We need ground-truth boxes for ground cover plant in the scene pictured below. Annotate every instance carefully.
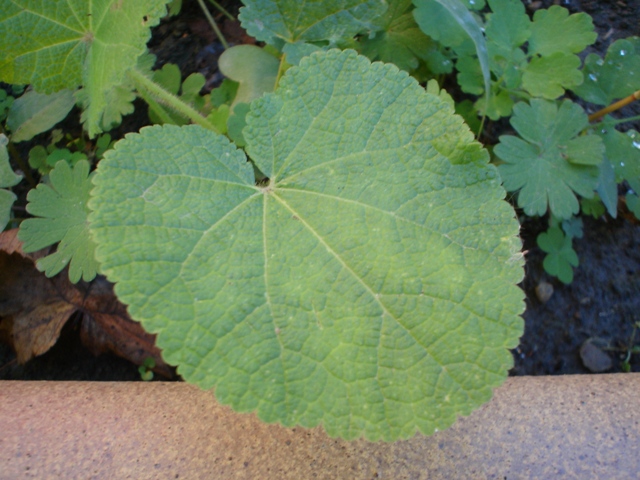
[0,0,638,440]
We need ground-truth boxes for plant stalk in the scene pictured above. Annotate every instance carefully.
[196,0,229,49]
[206,0,235,20]
[127,68,221,134]
[589,90,640,122]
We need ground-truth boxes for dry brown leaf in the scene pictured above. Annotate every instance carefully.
[0,229,174,377]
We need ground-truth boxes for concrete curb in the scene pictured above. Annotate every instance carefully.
[1,375,638,479]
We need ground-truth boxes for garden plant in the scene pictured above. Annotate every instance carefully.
[0,0,638,441]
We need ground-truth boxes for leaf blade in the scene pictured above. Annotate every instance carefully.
[90,50,524,441]
[0,0,169,137]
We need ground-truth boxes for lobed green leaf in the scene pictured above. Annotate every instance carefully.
[485,0,530,53]
[496,100,601,219]
[573,38,640,106]
[528,6,596,57]
[19,160,99,283]
[522,53,583,100]
[90,50,524,441]
[359,0,434,72]
[238,0,386,46]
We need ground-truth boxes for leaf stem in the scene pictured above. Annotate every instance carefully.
[275,54,288,88]
[598,114,640,126]
[589,90,640,122]
[127,68,221,134]
[206,0,235,20]
[135,84,180,125]
[196,0,229,49]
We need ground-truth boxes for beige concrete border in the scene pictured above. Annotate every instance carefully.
[1,375,638,479]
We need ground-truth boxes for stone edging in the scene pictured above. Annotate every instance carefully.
[1,375,638,478]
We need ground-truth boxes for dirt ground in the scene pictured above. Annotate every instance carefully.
[1,0,639,380]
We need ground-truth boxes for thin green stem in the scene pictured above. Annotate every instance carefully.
[206,0,235,20]
[592,114,640,127]
[580,114,640,136]
[196,0,229,49]
[135,84,179,125]
[274,54,288,88]
[476,113,486,139]
[127,68,221,134]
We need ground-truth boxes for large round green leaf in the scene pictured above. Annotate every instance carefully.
[90,49,524,441]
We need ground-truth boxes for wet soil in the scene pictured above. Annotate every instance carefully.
[1,0,639,380]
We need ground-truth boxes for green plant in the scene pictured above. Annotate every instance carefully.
[89,49,524,441]
[412,0,639,283]
[1,0,638,440]
[139,357,156,381]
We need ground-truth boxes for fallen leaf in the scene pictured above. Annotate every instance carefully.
[0,229,174,377]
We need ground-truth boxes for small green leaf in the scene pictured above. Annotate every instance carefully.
[488,44,526,90]
[167,0,182,16]
[415,0,490,96]
[522,53,583,100]
[360,0,434,72]
[238,0,386,45]
[153,63,182,96]
[218,45,280,108]
[210,79,239,108]
[574,38,640,106]
[563,135,605,166]
[456,55,484,95]
[28,146,49,175]
[7,89,76,143]
[19,160,99,283]
[485,0,531,52]
[597,124,640,194]
[528,6,596,57]
[0,0,169,137]
[90,50,524,441]
[561,216,583,239]
[496,100,599,219]
[45,149,87,168]
[581,195,606,219]
[537,226,578,284]
[180,73,206,109]
[474,90,513,121]
[207,105,231,135]
[413,0,470,50]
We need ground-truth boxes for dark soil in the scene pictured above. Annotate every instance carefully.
[1,0,639,380]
